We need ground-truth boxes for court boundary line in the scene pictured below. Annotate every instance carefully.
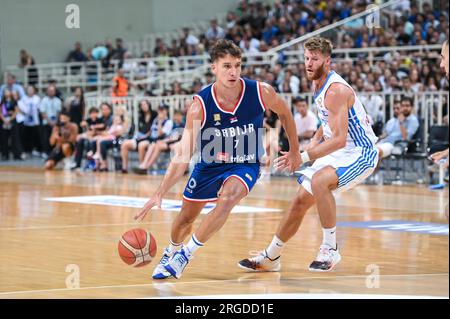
[0,216,284,231]
[0,273,447,297]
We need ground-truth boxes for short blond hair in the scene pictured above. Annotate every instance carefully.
[304,37,333,56]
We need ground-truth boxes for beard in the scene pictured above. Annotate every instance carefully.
[306,62,326,81]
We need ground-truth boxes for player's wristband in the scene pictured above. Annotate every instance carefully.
[300,151,310,163]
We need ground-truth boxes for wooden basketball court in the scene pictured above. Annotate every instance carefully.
[0,167,448,299]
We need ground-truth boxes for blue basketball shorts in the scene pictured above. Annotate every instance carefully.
[183,163,261,202]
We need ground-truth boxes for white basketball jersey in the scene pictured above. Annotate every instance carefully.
[314,71,378,148]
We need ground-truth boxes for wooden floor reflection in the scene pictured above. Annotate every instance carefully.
[0,167,448,299]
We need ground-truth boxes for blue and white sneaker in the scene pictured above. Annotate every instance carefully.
[164,248,190,279]
[152,248,173,280]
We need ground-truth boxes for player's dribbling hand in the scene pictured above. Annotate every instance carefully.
[134,193,162,221]
[273,150,302,173]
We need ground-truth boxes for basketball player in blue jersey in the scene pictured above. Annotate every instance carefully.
[134,39,301,279]
[239,37,379,272]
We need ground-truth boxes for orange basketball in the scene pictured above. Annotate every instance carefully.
[118,228,157,267]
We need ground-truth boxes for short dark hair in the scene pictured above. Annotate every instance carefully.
[209,39,242,63]
[89,107,99,114]
[293,96,307,104]
[158,102,169,111]
[401,96,414,106]
[59,110,70,118]
[100,102,113,113]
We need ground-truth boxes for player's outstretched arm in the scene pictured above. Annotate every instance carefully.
[259,82,301,173]
[135,99,203,221]
[306,83,351,161]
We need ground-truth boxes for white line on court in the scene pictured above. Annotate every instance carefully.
[0,216,284,231]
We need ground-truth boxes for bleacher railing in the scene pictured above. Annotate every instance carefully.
[6,43,442,97]
[86,91,449,144]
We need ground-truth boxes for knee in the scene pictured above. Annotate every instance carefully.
[62,144,72,157]
[217,190,242,212]
[138,143,147,152]
[311,174,331,194]
[178,213,197,226]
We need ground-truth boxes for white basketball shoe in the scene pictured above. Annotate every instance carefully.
[237,250,281,272]
[152,248,174,280]
[308,244,341,272]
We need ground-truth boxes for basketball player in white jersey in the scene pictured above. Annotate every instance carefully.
[238,37,379,272]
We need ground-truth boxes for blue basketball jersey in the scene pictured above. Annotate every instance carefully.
[193,78,266,167]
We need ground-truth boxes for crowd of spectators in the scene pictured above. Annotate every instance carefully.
[1,0,448,179]
[57,0,447,60]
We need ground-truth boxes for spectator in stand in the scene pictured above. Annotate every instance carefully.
[91,42,108,61]
[76,107,103,141]
[120,100,157,173]
[66,87,85,130]
[101,40,115,70]
[18,49,38,86]
[293,97,318,151]
[66,42,88,75]
[0,89,19,160]
[153,38,169,57]
[90,114,125,171]
[376,97,419,161]
[18,86,41,157]
[48,79,65,102]
[7,91,25,160]
[131,103,173,172]
[72,102,113,170]
[66,42,88,63]
[279,69,299,95]
[113,38,127,68]
[44,111,78,170]
[18,49,35,67]
[0,74,25,100]
[111,69,129,98]
[204,72,215,88]
[135,51,157,87]
[205,19,225,41]
[133,109,184,174]
[182,27,200,46]
[39,85,62,157]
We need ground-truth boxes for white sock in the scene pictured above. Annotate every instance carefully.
[265,235,284,259]
[322,227,336,249]
[167,239,182,254]
[184,234,203,259]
